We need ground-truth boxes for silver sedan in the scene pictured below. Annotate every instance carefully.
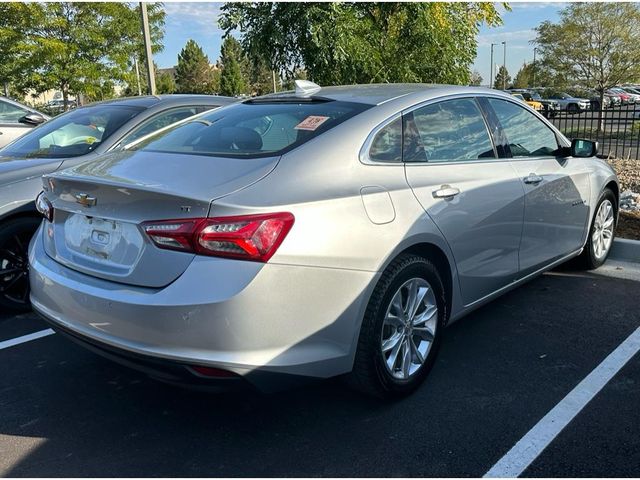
[0,94,235,311]
[29,83,618,398]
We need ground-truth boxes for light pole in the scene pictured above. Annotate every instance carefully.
[140,2,156,95]
[490,43,498,89]
[501,41,507,90]
[532,46,538,89]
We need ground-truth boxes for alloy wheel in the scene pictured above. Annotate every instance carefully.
[0,232,31,307]
[592,199,614,260]
[380,278,438,380]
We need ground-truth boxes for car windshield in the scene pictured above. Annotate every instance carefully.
[528,93,542,101]
[131,99,371,159]
[1,104,144,158]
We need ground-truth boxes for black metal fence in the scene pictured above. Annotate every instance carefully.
[549,104,640,160]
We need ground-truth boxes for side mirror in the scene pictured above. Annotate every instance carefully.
[18,113,47,126]
[571,138,597,157]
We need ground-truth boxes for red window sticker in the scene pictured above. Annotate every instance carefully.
[294,115,330,131]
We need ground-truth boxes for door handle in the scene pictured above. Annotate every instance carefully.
[432,185,460,199]
[523,173,543,185]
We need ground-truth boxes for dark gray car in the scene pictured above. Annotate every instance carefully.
[0,94,235,310]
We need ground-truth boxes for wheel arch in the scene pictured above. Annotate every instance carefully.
[0,202,39,224]
[402,243,453,317]
[604,180,619,207]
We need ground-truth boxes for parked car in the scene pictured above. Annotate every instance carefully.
[604,92,622,108]
[617,87,640,103]
[0,94,235,310]
[29,82,619,398]
[544,91,590,112]
[510,89,559,118]
[607,88,632,105]
[0,97,49,148]
[45,98,78,114]
[510,92,544,113]
[568,89,612,111]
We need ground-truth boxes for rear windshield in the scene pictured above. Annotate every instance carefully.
[131,99,371,158]
[1,105,143,158]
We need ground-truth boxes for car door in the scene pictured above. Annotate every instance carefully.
[0,98,31,148]
[403,97,524,306]
[485,97,591,277]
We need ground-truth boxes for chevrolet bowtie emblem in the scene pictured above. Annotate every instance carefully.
[75,193,97,207]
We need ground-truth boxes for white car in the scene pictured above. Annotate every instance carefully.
[0,97,48,148]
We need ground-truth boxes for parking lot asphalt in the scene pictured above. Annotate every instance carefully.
[1,265,639,477]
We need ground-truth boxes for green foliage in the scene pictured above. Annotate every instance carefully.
[535,3,640,92]
[0,2,165,107]
[219,36,247,96]
[175,39,217,94]
[512,63,534,89]
[469,70,483,86]
[156,71,176,94]
[494,66,511,90]
[219,2,505,85]
[247,58,275,95]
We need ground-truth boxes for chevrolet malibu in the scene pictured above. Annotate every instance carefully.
[29,83,619,398]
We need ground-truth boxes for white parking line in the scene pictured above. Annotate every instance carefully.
[484,326,640,478]
[0,328,55,350]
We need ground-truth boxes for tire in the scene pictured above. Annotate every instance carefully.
[0,217,41,312]
[347,254,447,399]
[576,189,617,270]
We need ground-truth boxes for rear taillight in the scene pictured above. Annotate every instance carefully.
[35,191,53,222]
[141,212,294,262]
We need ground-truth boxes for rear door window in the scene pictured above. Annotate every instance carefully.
[404,98,496,163]
[133,100,371,158]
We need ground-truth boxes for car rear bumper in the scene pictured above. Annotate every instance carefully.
[29,225,379,385]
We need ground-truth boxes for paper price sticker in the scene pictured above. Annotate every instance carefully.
[294,115,330,131]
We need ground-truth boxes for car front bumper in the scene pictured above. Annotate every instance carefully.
[29,225,379,387]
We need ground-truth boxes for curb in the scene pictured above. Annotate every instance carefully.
[610,238,640,263]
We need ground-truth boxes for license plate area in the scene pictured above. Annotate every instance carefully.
[62,213,143,269]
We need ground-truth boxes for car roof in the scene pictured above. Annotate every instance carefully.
[259,83,510,106]
[83,94,236,109]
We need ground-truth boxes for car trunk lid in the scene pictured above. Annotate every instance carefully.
[42,150,279,287]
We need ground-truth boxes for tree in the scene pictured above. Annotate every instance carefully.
[219,2,504,85]
[535,3,640,128]
[0,3,165,108]
[0,4,27,97]
[156,71,176,94]
[494,66,511,90]
[512,63,534,89]
[219,36,247,96]
[174,39,216,94]
[469,70,483,86]
[247,58,275,95]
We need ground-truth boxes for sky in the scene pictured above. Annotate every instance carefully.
[473,2,564,86]
[156,1,565,86]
